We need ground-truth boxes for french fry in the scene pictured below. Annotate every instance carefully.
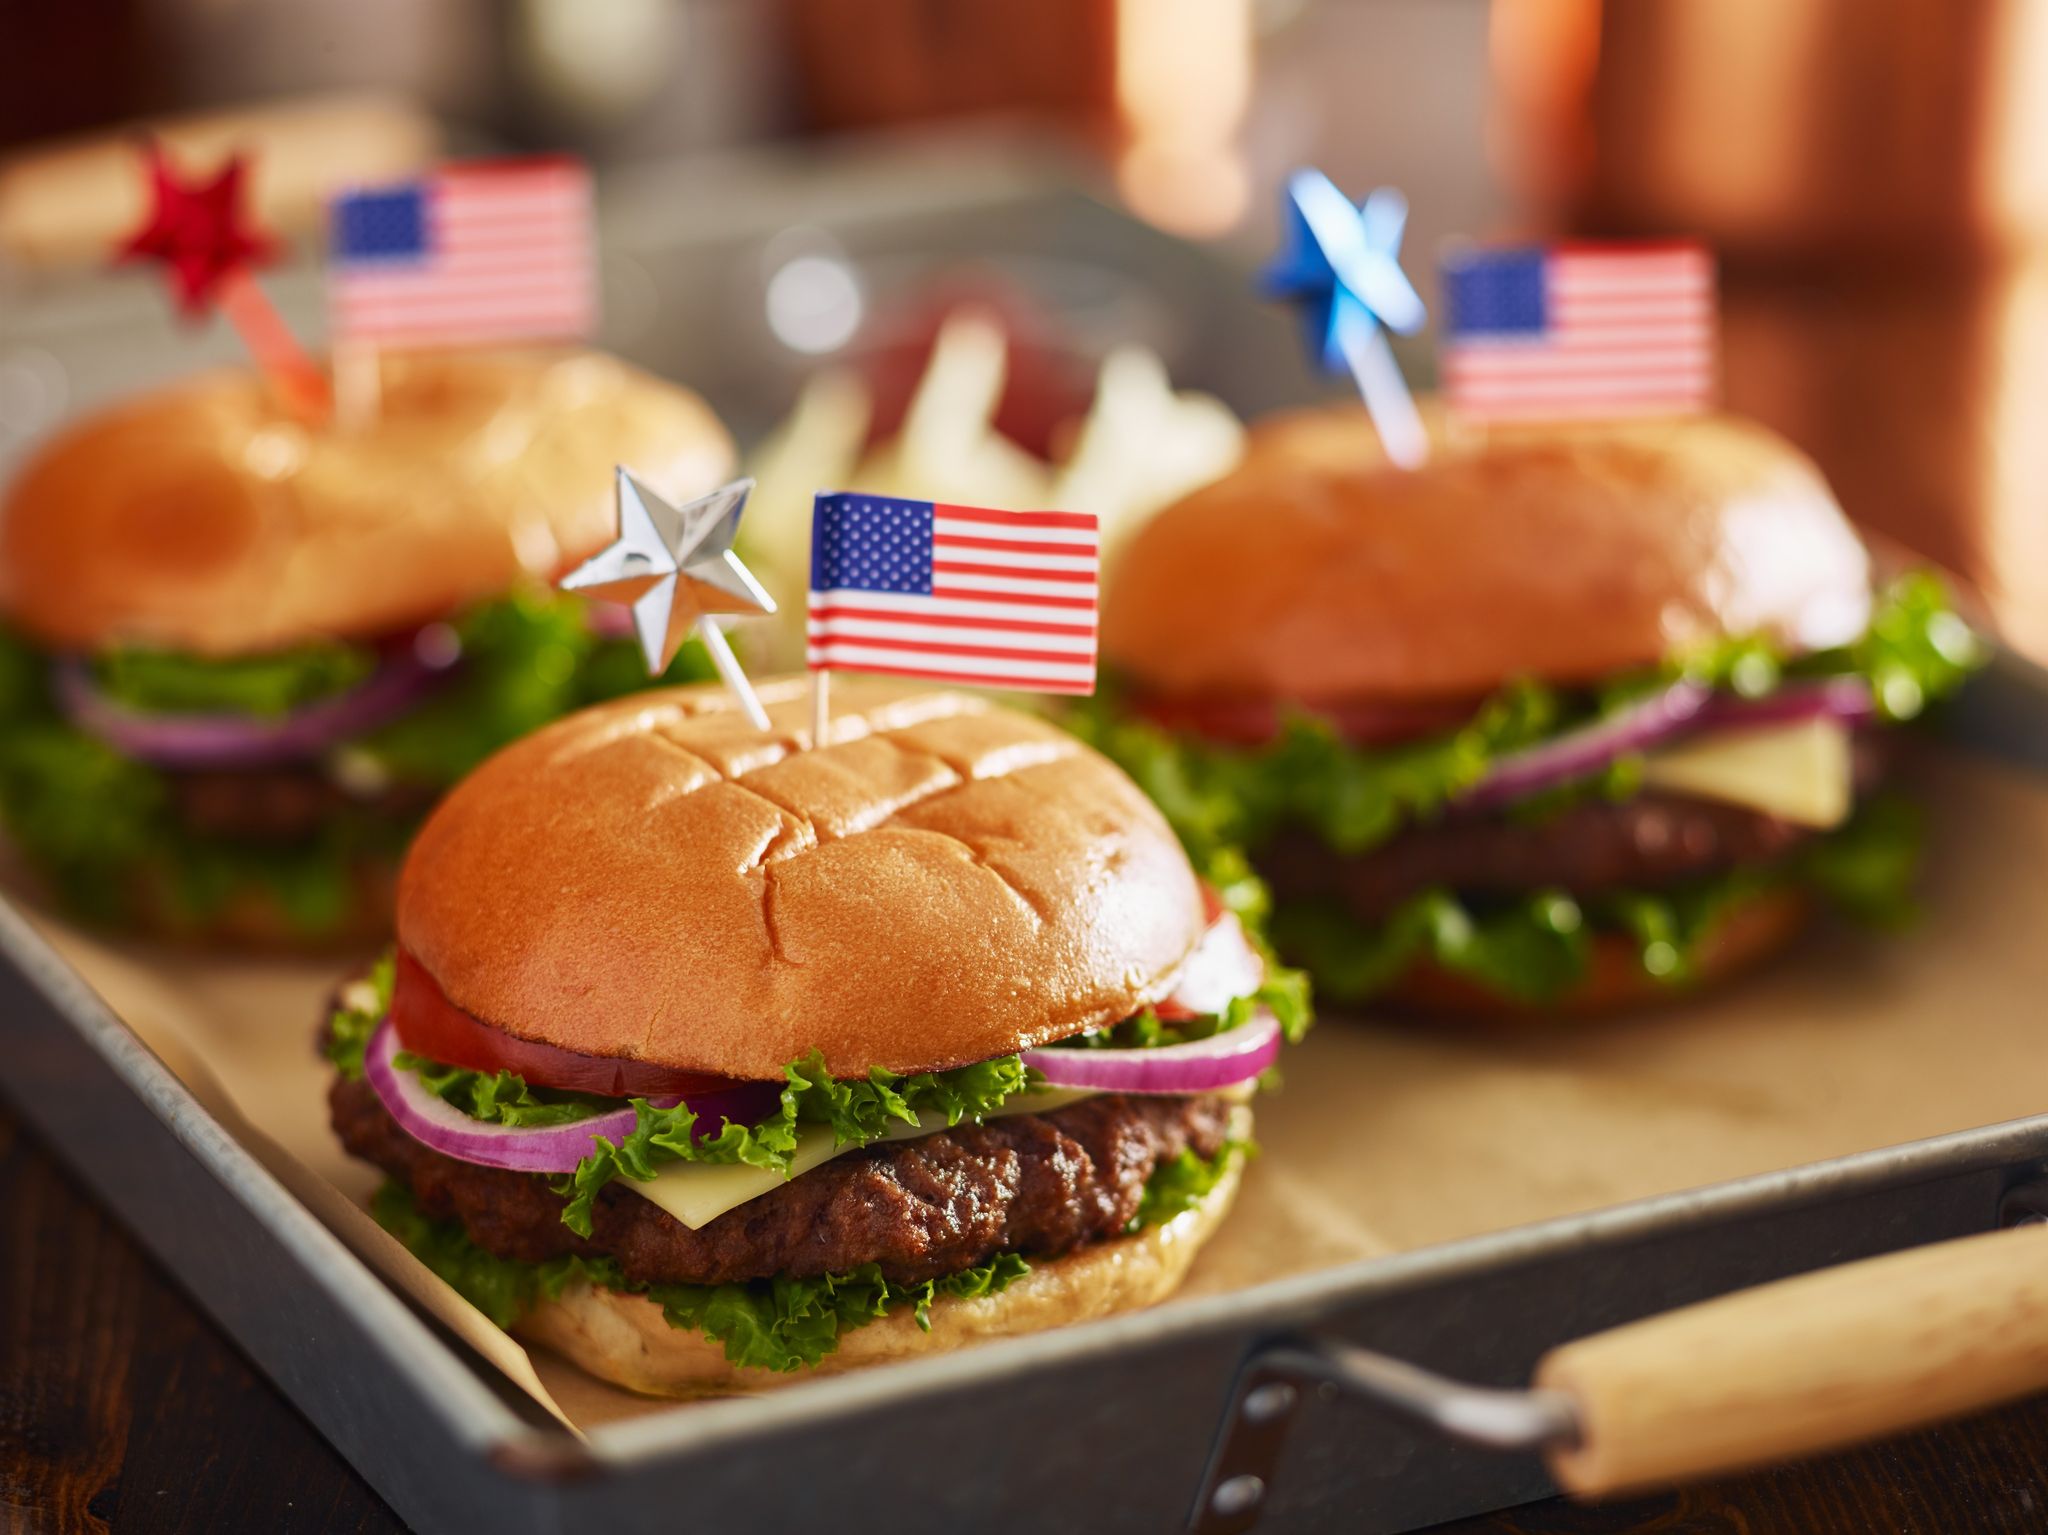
[1054,343,1244,573]
[738,368,871,666]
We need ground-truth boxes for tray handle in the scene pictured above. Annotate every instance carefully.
[1191,1211,2048,1530]
[1539,1217,2048,1495]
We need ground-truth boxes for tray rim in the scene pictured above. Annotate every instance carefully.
[5,650,2046,1501]
[0,896,547,1453]
[9,872,2048,1482]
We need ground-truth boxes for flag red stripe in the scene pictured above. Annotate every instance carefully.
[927,585,1097,610]
[931,560,1097,584]
[807,632,1092,664]
[1447,346,1709,371]
[806,655,1095,693]
[333,303,592,330]
[931,533,1099,557]
[807,605,1095,637]
[933,506,1099,530]
[335,280,591,311]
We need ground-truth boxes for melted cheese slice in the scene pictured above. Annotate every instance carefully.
[1641,715,1852,828]
[627,1089,1095,1230]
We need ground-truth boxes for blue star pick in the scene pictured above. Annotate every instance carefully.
[1261,169,1426,374]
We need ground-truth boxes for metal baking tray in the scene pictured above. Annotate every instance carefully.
[4,703,2046,1535]
[1,662,2041,1535]
[6,140,2048,1533]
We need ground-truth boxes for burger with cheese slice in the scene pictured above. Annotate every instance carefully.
[0,348,731,944]
[324,676,1305,1392]
[1086,408,1985,1013]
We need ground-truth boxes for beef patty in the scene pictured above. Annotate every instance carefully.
[1263,792,1812,923]
[172,767,435,843]
[331,1075,1231,1287]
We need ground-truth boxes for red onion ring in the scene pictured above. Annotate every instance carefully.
[54,648,451,769]
[1024,1009,1281,1094]
[1696,675,1876,729]
[1462,680,1714,809]
[582,599,637,642]
[1461,676,1878,810]
[363,1020,778,1175]
[365,1019,674,1173]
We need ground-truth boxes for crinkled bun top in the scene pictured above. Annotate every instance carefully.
[1103,408,1873,702]
[396,676,1211,1080]
[0,347,733,654]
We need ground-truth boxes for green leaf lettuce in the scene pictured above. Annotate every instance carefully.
[553,1050,1035,1237]
[1074,574,1981,1005]
[0,594,712,936]
[91,640,375,719]
[1275,796,1924,1006]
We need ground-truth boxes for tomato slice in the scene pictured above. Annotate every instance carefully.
[389,949,748,1100]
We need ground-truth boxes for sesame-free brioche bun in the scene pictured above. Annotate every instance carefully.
[1386,886,1810,1019]
[516,1128,1244,1397]
[396,675,1210,1080]
[1103,409,1873,703]
[0,348,733,656]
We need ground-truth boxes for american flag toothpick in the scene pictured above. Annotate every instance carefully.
[326,157,596,426]
[1439,241,1716,423]
[807,492,1100,743]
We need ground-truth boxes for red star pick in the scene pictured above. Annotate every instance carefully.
[117,140,329,419]
[118,140,279,315]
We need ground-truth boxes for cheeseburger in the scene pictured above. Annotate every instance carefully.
[1090,409,1984,1013]
[325,677,1304,1392]
[0,348,731,943]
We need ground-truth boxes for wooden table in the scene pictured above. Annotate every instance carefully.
[7,1104,2046,1534]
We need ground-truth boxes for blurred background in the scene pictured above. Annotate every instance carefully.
[2,0,2044,655]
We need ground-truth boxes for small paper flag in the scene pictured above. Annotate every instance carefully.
[328,156,596,349]
[1439,241,1716,423]
[808,493,1099,695]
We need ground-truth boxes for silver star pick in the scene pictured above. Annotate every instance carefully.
[562,472,777,672]
[561,472,778,728]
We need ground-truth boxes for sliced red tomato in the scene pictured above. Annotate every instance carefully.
[389,949,746,1099]
[1134,691,1483,748]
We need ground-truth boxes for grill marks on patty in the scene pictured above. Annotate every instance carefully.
[1264,793,1813,923]
[330,1075,1231,1287]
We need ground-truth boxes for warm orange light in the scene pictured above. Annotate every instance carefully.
[1113,0,1250,236]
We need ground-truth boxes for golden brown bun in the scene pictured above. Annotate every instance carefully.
[1386,886,1809,1019]
[0,349,733,655]
[1103,409,1873,702]
[397,675,1210,1079]
[516,1131,1244,1396]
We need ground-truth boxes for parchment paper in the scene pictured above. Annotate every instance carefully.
[15,750,2046,1432]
